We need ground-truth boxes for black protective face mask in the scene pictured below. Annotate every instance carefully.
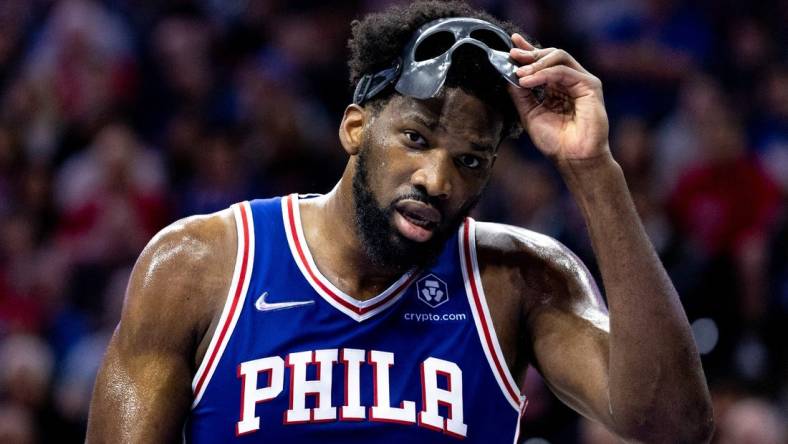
[353,17,521,104]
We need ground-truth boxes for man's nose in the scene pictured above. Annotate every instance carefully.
[410,150,453,200]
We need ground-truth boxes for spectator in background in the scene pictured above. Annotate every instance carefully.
[0,334,74,442]
[0,214,46,334]
[0,0,783,442]
[0,127,20,216]
[54,122,167,265]
[20,0,137,163]
[612,116,672,254]
[752,65,788,194]
[179,131,251,216]
[668,97,782,387]
[0,402,35,444]
[588,0,713,119]
[562,0,644,43]
[653,73,722,200]
[0,0,35,91]
[480,145,564,239]
[55,266,129,437]
[668,105,780,279]
[231,48,341,195]
[150,12,216,119]
[0,335,53,413]
[716,398,786,444]
[264,3,357,116]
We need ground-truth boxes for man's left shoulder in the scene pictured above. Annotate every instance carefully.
[473,221,598,305]
[474,220,576,269]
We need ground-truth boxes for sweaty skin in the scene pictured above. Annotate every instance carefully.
[88,211,236,443]
[87,35,713,443]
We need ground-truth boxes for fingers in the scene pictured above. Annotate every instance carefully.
[507,39,604,116]
[511,33,535,51]
[508,37,539,66]
[510,47,588,74]
[517,65,601,97]
[509,45,599,97]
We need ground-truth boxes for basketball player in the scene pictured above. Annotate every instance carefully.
[87,2,713,442]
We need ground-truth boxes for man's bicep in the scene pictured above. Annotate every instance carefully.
[524,244,615,429]
[87,246,196,443]
[529,302,613,424]
[87,213,233,442]
[87,327,193,443]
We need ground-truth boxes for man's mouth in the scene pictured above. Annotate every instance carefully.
[393,199,442,242]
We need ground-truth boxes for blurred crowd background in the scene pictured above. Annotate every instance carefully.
[0,0,785,442]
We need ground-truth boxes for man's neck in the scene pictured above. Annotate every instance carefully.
[298,178,407,301]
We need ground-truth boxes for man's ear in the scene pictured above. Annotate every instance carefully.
[339,104,366,156]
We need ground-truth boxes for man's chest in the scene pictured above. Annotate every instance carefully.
[187,274,525,442]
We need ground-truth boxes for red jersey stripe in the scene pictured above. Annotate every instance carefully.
[193,204,251,397]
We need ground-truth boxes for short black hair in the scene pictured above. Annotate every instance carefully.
[348,0,529,139]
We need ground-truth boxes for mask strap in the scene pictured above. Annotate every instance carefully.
[352,59,402,105]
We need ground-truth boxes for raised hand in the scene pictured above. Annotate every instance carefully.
[508,33,610,162]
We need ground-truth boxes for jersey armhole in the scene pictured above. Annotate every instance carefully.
[191,201,256,408]
[459,218,527,414]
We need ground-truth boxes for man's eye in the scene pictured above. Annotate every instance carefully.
[458,154,482,169]
[404,130,427,146]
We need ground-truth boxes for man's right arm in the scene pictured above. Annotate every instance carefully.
[87,210,237,443]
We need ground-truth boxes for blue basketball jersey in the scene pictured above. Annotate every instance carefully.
[186,195,527,443]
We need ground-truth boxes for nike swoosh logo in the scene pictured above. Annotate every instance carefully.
[254,292,314,312]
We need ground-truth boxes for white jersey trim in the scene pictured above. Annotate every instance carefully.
[459,217,527,414]
[282,194,417,322]
[191,201,255,408]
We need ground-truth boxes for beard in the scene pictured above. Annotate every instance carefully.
[351,144,482,272]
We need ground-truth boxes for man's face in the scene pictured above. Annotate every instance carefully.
[352,88,503,271]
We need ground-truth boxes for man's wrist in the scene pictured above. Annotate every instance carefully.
[554,146,619,180]
[553,147,630,205]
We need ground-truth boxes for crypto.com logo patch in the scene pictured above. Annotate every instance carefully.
[416,274,449,308]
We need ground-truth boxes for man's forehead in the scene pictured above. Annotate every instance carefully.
[385,90,503,148]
